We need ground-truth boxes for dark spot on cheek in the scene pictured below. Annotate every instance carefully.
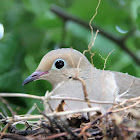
[69,76,72,79]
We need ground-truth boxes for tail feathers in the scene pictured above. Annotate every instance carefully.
[113,71,140,99]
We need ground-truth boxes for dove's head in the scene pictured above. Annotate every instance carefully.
[23,48,91,87]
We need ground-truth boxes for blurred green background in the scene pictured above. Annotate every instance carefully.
[0,0,140,115]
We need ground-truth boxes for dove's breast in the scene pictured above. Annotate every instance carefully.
[47,69,119,114]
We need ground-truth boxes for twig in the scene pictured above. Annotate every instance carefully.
[83,30,99,66]
[127,128,140,132]
[112,96,140,110]
[25,104,38,116]
[124,96,140,102]
[3,107,100,123]
[0,93,115,104]
[73,77,92,108]
[50,96,115,105]
[42,127,82,140]
[45,81,65,99]
[115,77,135,103]
[0,93,43,100]
[111,99,140,113]
[99,49,115,70]
[88,0,101,49]
[79,111,112,137]
[0,123,10,137]
[54,116,80,139]
[0,97,16,116]
[85,0,101,66]
[0,133,27,140]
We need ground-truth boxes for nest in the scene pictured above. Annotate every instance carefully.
[0,94,140,140]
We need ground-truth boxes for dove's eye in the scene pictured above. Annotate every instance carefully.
[52,58,67,70]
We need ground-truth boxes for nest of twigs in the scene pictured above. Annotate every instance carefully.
[0,94,140,140]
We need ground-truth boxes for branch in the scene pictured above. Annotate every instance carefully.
[50,5,140,65]
[111,99,140,113]
[0,93,115,104]
[0,93,43,100]
[3,107,100,123]
[73,77,92,108]
[50,96,115,105]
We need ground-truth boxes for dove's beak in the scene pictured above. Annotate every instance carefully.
[22,71,48,86]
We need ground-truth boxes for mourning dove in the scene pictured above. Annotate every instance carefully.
[23,48,140,114]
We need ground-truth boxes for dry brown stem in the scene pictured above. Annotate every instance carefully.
[0,97,15,116]
[0,93,115,104]
[1,107,99,123]
[73,0,101,110]
[111,96,140,113]
[99,49,115,70]
[73,77,92,108]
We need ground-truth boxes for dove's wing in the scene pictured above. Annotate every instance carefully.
[113,71,140,98]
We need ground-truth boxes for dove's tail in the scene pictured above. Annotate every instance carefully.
[113,71,140,98]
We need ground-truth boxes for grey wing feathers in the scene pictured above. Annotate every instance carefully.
[113,71,140,98]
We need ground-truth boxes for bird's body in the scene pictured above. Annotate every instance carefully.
[48,68,118,113]
[23,48,140,114]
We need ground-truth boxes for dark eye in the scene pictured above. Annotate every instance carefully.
[55,60,64,69]
[52,59,67,70]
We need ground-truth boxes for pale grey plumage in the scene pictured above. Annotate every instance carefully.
[23,48,140,114]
